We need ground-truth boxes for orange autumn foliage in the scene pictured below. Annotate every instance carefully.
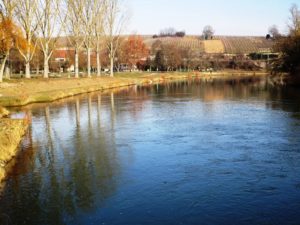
[121,35,149,69]
[0,17,26,56]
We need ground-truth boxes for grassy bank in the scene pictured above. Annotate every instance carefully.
[0,71,267,107]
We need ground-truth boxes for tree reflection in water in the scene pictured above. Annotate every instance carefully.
[0,78,300,225]
[0,93,122,225]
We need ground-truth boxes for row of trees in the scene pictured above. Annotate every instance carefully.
[152,26,215,40]
[0,0,127,82]
[153,28,186,38]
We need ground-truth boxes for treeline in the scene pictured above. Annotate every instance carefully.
[0,0,126,82]
[153,28,186,39]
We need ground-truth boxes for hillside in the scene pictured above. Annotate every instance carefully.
[142,35,275,55]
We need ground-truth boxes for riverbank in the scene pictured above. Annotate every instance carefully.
[0,71,267,107]
[0,71,267,183]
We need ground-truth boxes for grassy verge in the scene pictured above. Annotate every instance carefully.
[0,71,267,107]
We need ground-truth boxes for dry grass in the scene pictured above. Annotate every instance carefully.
[0,119,28,182]
[203,40,225,54]
[0,72,194,107]
[0,106,9,118]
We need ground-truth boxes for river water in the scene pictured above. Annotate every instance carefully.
[1,79,300,225]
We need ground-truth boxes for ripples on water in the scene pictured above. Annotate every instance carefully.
[1,79,300,225]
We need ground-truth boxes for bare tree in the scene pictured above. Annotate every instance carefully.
[289,4,300,36]
[159,27,176,37]
[93,0,107,77]
[36,0,62,78]
[268,25,280,39]
[63,0,85,78]
[14,0,39,78]
[105,0,127,77]
[0,0,17,18]
[82,0,103,78]
[202,25,214,40]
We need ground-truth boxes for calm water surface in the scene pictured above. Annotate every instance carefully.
[1,79,300,225]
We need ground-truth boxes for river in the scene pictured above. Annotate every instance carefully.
[1,79,300,225]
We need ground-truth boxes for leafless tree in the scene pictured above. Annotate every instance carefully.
[105,0,127,77]
[159,27,176,37]
[0,0,17,18]
[289,4,300,36]
[63,0,85,78]
[202,25,214,40]
[82,0,104,78]
[93,0,107,77]
[14,0,39,78]
[36,0,62,78]
[268,25,280,39]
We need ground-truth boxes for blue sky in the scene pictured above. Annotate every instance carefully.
[127,0,300,36]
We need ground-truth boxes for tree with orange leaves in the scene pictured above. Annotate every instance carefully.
[120,35,149,71]
[0,16,25,82]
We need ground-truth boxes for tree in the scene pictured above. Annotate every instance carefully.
[154,50,165,71]
[120,35,149,70]
[63,0,85,78]
[159,27,176,37]
[82,0,103,78]
[0,17,24,82]
[289,4,300,36]
[203,25,214,40]
[93,0,106,77]
[273,4,300,74]
[162,43,182,71]
[36,0,62,78]
[268,25,280,39]
[14,0,39,79]
[105,0,127,77]
[0,1,25,81]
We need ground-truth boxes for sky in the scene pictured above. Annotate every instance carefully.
[127,0,300,36]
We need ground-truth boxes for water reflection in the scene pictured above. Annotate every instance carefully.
[0,94,122,225]
[0,79,300,225]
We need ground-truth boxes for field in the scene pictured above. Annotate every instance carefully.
[218,36,274,54]
[143,35,275,55]
[144,37,205,51]
[203,40,225,54]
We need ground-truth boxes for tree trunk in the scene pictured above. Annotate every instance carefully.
[75,49,79,78]
[44,59,49,79]
[0,56,8,82]
[96,51,101,77]
[5,67,10,79]
[36,64,39,75]
[43,44,49,78]
[25,48,31,79]
[87,47,91,78]
[110,56,114,77]
[25,60,31,79]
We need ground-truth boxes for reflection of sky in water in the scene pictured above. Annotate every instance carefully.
[10,112,26,119]
[1,81,300,225]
